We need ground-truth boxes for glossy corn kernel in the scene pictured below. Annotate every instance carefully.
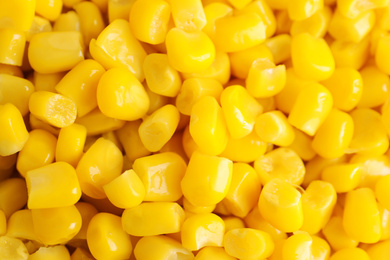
[135,235,194,260]
[17,129,57,177]
[246,58,286,99]
[222,163,261,218]
[343,188,381,243]
[287,0,323,21]
[367,239,390,259]
[168,0,206,32]
[300,180,336,234]
[330,247,370,260]
[258,178,303,232]
[176,78,223,116]
[331,38,369,70]
[321,163,362,193]
[291,33,334,81]
[75,108,125,136]
[55,124,86,167]
[255,111,295,146]
[166,28,215,73]
[0,236,29,260]
[139,104,180,152]
[358,65,389,108]
[145,85,170,115]
[0,178,27,218]
[26,16,52,42]
[55,59,105,117]
[33,71,65,92]
[265,35,291,65]
[29,245,71,260]
[183,197,216,214]
[7,210,37,243]
[89,19,146,82]
[132,152,186,202]
[0,28,26,66]
[311,236,331,260]
[375,174,390,211]
[288,83,333,136]
[350,154,390,189]
[97,67,149,121]
[28,31,84,73]
[282,232,313,260]
[53,11,80,32]
[0,103,29,156]
[71,202,98,242]
[74,1,105,46]
[290,7,331,38]
[376,35,390,74]
[0,0,35,31]
[122,202,185,236]
[255,148,305,186]
[32,205,82,245]
[35,0,63,21]
[348,108,389,156]
[224,228,274,259]
[195,247,234,260]
[107,0,135,22]
[76,137,123,199]
[323,216,359,251]
[338,0,388,19]
[181,151,232,207]
[29,91,77,128]
[202,2,233,41]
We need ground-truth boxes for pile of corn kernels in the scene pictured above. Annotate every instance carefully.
[1,0,390,259]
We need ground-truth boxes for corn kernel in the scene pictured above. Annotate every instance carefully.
[0,210,5,236]
[55,124,86,167]
[275,10,293,34]
[288,0,323,21]
[258,178,303,232]
[33,71,65,92]
[245,207,287,240]
[0,236,29,260]
[290,7,331,38]
[0,64,23,77]
[321,163,362,193]
[255,111,295,146]
[169,0,206,32]
[358,65,389,108]
[0,28,26,66]
[323,216,358,251]
[29,245,70,260]
[331,38,370,70]
[367,239,390,259]
[265,34,291,64]
[350,154,390,189]
[26,16,52,42]
[378,203,390,241]
[183,197,216,214]
[71,202,98,242]
[181,151,232,207]
[202,3,233,41]
[74,1,105,46]
[282,232,313,260]
[71,247,94,260]
[75,108,125,136]
[330,247,370,260]
[286,128,315,161]
[311,236,331,260]
[0,0,35,31]
[122,202,185,236]
[338,0,388,19]
[0,178,27,218]
[375,174,390,211]
[107,0,136,22]
[145,85,170,115]
[35,0,63,21]
[53,11,80,32]
[376,35,390,75]
[195,246,234,260]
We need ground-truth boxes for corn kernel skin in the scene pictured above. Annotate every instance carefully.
[255,111,295,146]
[89,19,146,82]
[181,151,232,207]
[350,154,390,189]
[0,28,26,66]
[75,108,125,136]
[28,31,84,74]
[358,65,389,108]
[169,0,206,32]
[29,91,77,128]
[139,104,180,152]
[195,246,234,260]
[291,33,335,81]
[375,174,390,211]
[32,205,82,245]
[300,180,336,234]
[330,247,370,260]
[0,178,27,218]
[97,67,150,121]
[35,0,63,21]
[53,11,80,32]
[0,0,35,31]
[166,28,215,73]
[331,38,369,70]
[0,236,29,260]
[215,12,266,53]
[17,129,57,178]
[55,59,105,117]
[290,7,331,38]
[133,152,186,202]
[122,202,185,236]
[288,83,333,136]
[55,124,86,167]
[343,188,381,243]
[255,148,305,186]
[288,0,323,21]
[0,103,29,156]
[321,163,362,193]
[76,138,123,199]
[181,213,224,251]
[0,75,33,117]
[323,216,359,251]
[202,2,233,41]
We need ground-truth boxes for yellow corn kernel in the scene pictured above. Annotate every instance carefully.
[370,27,388,55]
[288,83,333,136]
[28,31,84,73]
[258,178,303,232]
[29,245,70,260]
[290,7,331,38]
[246,58,286,99]
[202,3,233,41]
[139,104,180,152]
[189,97,228,155]
[358,65,389,108]
[265,34,291,64]
[0,210,5,236]
[343,188,381,243]
[0,154,16,182]
[135,235,194,260]
[55,124,86,167]
[330,247,370,260]
[108,0,136,22]
[132,152,186,201]
[195,247,234,260]
[76,137,123,199]
[29,114,60,136]
[348,108,389,155]
[268,239,285,260]
[375,174,390,211]
[29,91,77,128]
[282,232,313,260]
[287,0,323,21]
[221,132,266,163]
[286,128,316,161]
[145,85,170,115]
[182,51,231,85]
[224,228,274,259]
[53,11,80,32]
[275,10,293,34]
[97,67,149,121]
[381,98,390,137]
[350,154,390,189]
[71,247,94,260]
[74,1,105,46]
[0,64,23,77]
[222,216,245,232]
[321,163,362,193]
[35,0,62,21]
[7,210,37,241]
[143,53,181,97]
[33,71,65,92]
[32,205,81,245]
[213,202,232,216]
[26,16,52,42]
[75,108,125,136]
[26,162,81,209]
[255,148,305,186]
[255,111,295,146]
[0,28,26,66]
[63,0,82,7]
[17,129,57,177]
[166,28,215,73]
[0,74,34,116]
[323,216,358,251]
[0,103,29,156]
[0,0,35,31]
[222,163,261,218]
[130,0,170,44]
[300,180,336,234]
[0,236,29,260]
[181,151,232,207]
[183,197,215,214]
[311,236,331,260]
[181,213,224,251]
[90,19,146,82]
[331,38,370,70]
[71,202,98,242]
[338,0,388,19]
[214,12,266,53]
[176,78,222,116]
[329,10,375,43]
[169,0,206,31]
[160,131,188,161]
[378,203,390,241]
[367,239,390,259]
[291,33,335,81]
[122,202,185,236]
